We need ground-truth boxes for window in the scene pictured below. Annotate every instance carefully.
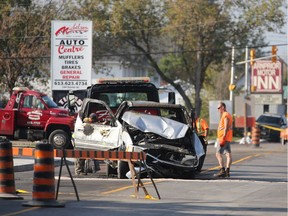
[263,104,269,113]
[96,92,148,108]
[23,96,33,108]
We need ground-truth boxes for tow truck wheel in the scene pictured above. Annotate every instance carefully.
[48,129,69,149]
[117,161,129,179]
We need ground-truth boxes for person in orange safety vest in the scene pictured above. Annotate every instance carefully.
[215,102,233,178]
[193,114,209,172]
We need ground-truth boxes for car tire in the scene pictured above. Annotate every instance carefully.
[48,129,70,149]
[117,160,129,179]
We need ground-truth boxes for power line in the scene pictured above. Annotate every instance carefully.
[0,43,287,60]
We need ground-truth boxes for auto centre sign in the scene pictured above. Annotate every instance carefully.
[51,20,92,90]
[251,60,282,93]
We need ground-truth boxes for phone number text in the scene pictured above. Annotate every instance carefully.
[54,81,88,86]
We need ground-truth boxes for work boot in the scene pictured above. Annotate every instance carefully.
[226,168,230,177]
[214,167,226,177]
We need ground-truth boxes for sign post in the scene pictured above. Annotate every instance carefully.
[51,20,93,91]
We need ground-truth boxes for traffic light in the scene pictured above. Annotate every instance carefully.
[250,49,255,66]
[229,84,236,91]
[272,45,277,63]
[251,85,257,92]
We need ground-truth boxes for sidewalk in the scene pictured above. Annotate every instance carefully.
[13,157,74,172]
[13,157,34,172]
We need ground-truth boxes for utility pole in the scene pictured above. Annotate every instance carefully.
[244,46,249,144]
[229,46,235,102]
[245,46,249,94]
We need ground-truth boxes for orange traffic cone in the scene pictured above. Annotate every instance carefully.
[252,126,260,147]
[23,142,64,207]
[0,138,23,199]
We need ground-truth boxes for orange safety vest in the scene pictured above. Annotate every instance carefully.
[196,117,209,137]
[217,112,233,142]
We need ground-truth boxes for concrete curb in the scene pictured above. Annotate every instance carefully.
[14,158,74,172]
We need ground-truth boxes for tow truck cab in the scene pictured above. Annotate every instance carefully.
[0,87,74,149]
[86,77,161,112]
[65,77,175,113]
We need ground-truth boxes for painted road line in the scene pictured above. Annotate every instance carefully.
[201,153,262,173]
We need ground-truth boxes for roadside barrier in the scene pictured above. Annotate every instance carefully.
[0,138,23,199]
[22,143,64,207]
[252,126,260,147]
[55,149,146,161]
[13,146,160,201]
[55,149,159,200]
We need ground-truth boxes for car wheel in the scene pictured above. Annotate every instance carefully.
[48,129,70,149]
[117,160,129,179]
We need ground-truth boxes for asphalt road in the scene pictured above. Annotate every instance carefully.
[0,141,287,216]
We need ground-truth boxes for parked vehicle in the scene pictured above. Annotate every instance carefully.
[0,87,75,149]
[256,113,287,142]
[73,99,204,179]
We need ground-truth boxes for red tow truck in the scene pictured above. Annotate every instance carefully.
[0,87,74,149]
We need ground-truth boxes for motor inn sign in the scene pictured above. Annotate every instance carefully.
[251,60,282,93]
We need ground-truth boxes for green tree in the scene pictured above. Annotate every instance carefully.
[164,0,286,115]
[66,0,286,115]
[0,0,59,95]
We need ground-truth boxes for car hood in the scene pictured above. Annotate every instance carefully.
[121,111,189,139]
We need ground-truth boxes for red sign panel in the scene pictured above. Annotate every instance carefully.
[234,116,255,128]
[251,60,282,93]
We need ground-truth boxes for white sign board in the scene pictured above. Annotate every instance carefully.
[51,21,92,90]
[251,60,282,93]
[253,94,282,105]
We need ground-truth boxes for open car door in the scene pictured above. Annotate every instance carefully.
[73,98,122,151]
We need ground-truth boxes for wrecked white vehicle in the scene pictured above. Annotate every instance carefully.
[74,99,204,179]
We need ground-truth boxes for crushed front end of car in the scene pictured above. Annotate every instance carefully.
[122,111,204,178]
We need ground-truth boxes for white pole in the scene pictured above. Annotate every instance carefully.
[245,46,248,94]
[229,46,235,101]
[244,46,249,144]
